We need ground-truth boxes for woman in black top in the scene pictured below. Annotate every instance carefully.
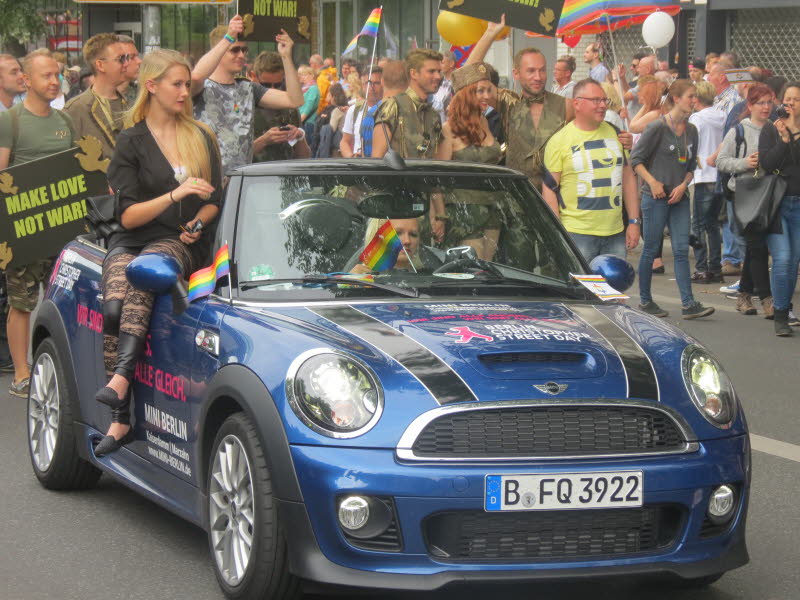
[95,49,221,455]
[759,82,800,335]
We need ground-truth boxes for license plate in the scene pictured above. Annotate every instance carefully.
[484,471,643,511]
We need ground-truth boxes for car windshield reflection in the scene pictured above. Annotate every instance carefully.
[234,173,586,300]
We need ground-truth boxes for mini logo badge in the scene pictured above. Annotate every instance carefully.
[534,382,569,395]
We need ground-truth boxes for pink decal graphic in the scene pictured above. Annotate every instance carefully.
[446,326,494,344]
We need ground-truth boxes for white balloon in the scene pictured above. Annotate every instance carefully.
[642,11,676,49]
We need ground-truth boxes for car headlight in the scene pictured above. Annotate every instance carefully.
[681,345,736,428]
[287,349,383,438]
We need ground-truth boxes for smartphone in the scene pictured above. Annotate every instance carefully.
[279,125,291,131]
[180,219,203,234]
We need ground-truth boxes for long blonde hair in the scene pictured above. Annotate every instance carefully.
[126,49,218,182]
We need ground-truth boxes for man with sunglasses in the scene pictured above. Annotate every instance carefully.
[542,79,639,263]
[249,51,310,162]
[192,16,303,174]
[65,33,130,160]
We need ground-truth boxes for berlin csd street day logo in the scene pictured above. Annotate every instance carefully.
[445,326,494,344]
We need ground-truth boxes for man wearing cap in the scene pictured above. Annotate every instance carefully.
[709,63,742,118]
[371,48,443,159]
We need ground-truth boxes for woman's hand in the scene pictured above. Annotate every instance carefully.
[351,263,372,275]
[431,219,445,243]
[667,183,686,205]
[173,177,215,202]
[746,152,759,169]
[180,218,202,245]
[648,178,666,199]
[775,118,792,143]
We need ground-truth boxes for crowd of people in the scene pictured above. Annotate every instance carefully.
[0,13,799,450]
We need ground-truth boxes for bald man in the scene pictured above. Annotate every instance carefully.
[616,54,656,119]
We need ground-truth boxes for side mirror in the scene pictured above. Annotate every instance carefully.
[125,253,189,314]
[589,254,636,292]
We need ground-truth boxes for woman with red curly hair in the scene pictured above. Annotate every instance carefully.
[434,62,502,259]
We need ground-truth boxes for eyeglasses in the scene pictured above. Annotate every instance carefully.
[229,46,249,55]
[101,54,132,65]
[576,96,609,106]
[752,100,773,107]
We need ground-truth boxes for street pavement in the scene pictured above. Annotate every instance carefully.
[1,245,799,600]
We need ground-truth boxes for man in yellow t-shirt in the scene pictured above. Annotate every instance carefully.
[543,79,640,262]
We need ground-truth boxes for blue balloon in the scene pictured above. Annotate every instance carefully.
[589,254,636,292]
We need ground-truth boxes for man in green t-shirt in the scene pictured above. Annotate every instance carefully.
[0,49,74,397]
[542,79,640,263]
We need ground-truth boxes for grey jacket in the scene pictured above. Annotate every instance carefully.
[716,118,764,190]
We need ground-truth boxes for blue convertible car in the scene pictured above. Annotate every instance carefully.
[28,159,749,598]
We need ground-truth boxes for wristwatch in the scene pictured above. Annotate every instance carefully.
[628,218,641,225]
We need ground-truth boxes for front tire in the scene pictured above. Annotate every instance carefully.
[27,337,101,490]
[207,412,300,600]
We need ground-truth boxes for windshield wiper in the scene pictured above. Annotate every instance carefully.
[429,275,591,300]
[239,275,421,298]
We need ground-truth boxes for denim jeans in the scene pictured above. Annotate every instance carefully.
[766,195,800,311]
[692,183,723,274]
[639,191,695,306]
[568,231,627,264]
[722,198,746,265]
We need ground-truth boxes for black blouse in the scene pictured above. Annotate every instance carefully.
[759,120,800,196]
[107,119,221,258]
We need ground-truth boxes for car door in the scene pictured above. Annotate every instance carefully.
[128,294,204,484]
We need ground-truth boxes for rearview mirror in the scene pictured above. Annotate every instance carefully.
[358,191,428,219]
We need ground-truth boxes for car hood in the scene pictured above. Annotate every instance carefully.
[288,301,657,403]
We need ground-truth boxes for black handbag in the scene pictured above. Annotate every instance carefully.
[84,193,125,241]
[733,168,786,233]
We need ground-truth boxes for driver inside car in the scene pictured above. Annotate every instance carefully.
[351,218,443,274]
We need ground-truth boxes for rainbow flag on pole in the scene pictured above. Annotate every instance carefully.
[342,8,382,56]
[187,244,230,302]
[359,220,403,271]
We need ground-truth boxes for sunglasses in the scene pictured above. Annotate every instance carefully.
[229,46,249,55]
[259,81,283,89]
[101,54,132,65]
[417,133,431,154]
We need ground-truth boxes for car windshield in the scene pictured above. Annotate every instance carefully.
[234,172,588,301]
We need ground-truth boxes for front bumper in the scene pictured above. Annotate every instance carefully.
[282,435,750,590]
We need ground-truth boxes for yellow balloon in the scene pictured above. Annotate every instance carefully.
[494,26,511,41]
[436,11,488,47]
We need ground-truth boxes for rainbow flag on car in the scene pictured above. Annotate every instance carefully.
[187,244,230,302]
[359,220,403,271]
[342,8,382,56]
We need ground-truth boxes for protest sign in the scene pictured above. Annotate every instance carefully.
[0,138,109,269]
[238,0,313,42]
[438,0,564,37]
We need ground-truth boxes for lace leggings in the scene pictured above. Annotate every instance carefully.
[101,238,195,379]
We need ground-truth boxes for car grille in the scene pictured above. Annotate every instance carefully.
[425,506,682,561]
[410,405,686,458]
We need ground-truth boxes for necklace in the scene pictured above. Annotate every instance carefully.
[666,113,689,165]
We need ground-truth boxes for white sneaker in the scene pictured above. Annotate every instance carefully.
[719,280,739,295]
[790,310,800,326]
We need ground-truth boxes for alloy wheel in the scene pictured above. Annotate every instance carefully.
[28,353,60,472]
[209,434,256,586]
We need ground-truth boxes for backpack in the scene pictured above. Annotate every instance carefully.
[5,102,76,165]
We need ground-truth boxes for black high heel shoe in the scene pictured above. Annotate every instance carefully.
[95,386,128,409]
[94,427,134,457]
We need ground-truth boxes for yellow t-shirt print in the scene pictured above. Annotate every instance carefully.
[544,121,627,237]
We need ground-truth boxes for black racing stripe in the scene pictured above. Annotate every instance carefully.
[568,305,659,401]
[310,306,477,405]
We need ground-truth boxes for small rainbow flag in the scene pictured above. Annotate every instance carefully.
[342,8,382,56]
[359,220,403,271]
[187,244,230,302]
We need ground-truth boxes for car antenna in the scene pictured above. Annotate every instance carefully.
[380,123,406,171]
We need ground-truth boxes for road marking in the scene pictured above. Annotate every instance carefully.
[751,434,800,464]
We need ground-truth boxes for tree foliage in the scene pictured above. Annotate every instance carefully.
[0,0,47,52]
